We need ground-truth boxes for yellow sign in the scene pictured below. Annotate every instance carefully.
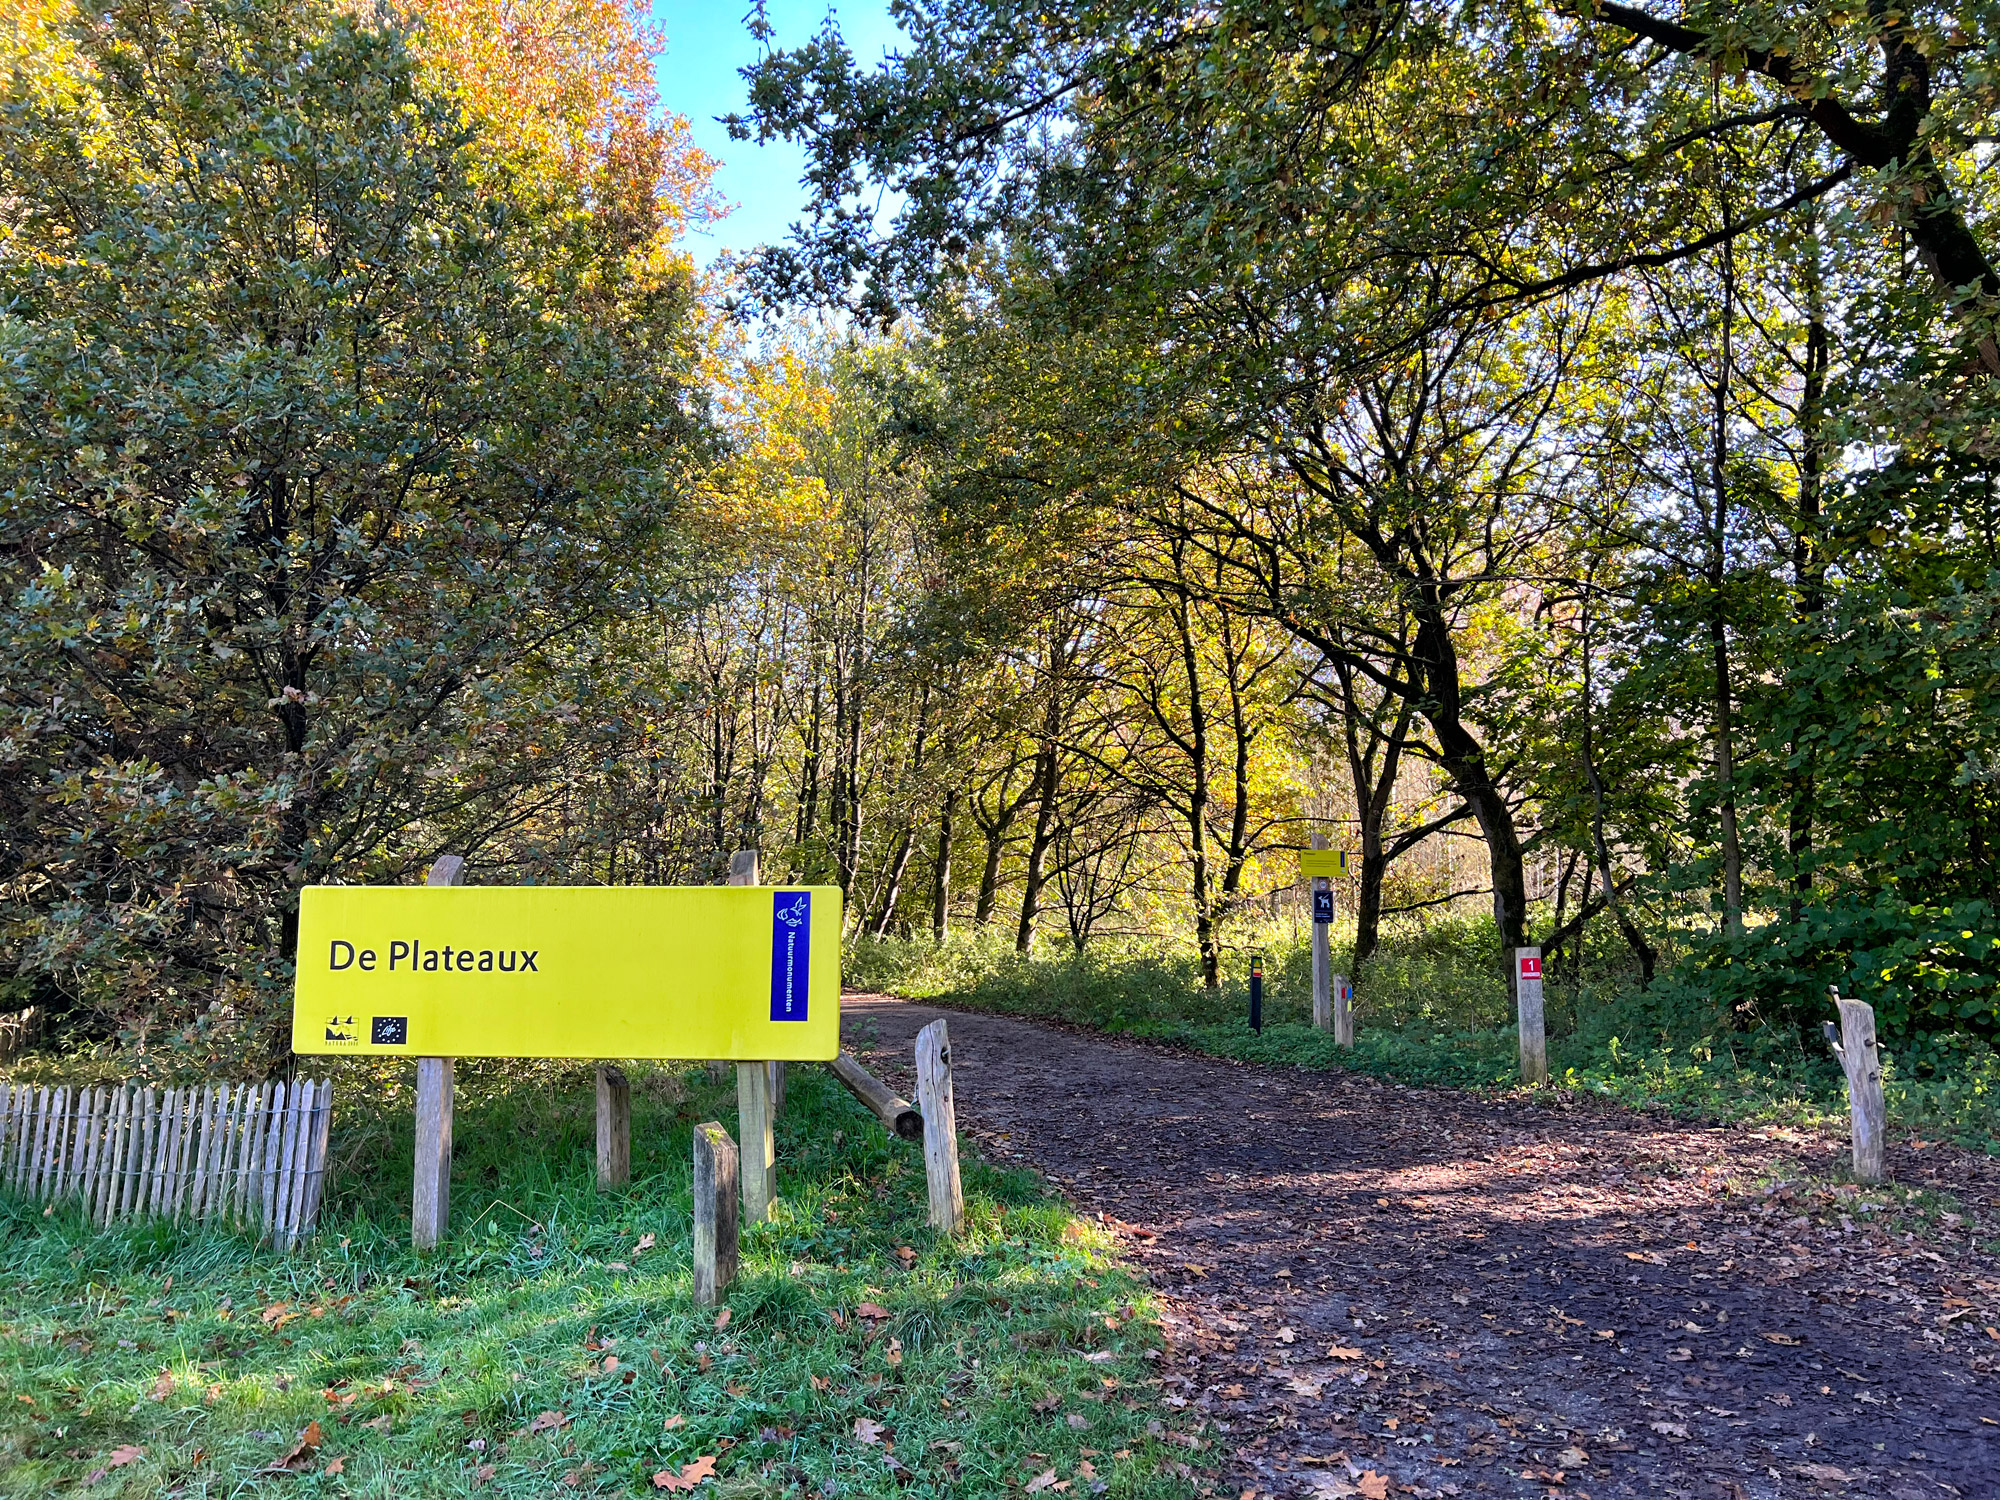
[1298,850,1353,878]
[291,886,841,1060]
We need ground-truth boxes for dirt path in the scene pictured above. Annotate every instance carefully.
[840,996,2000,1500]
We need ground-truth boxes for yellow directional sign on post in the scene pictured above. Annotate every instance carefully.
[1298,850,1354,878]
[291,885,841,1060]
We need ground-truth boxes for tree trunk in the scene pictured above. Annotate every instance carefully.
[1014,744,1059,954]
[932,788,956,943]
[1709,228,1745,936]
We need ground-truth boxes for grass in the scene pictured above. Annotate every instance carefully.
[847,919,2000,1154]
[0,1059,1205,1498]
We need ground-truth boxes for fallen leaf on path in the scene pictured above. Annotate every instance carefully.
[1025,1469,1059,1493]
[1355,1474,1390,1500]
[633,1233,655,1254]
[323,1457,346,1476]
[1761,1333,1802,1346]
[266,1421,323,1472]
[713,1308,731,1331]
[664,1415,686,1430]
[854,1418,885,1445]
[1275,1326,1297,1344]
[1792,1463,1850,1481]
[1288,1377,1324,1398]
[652,1455,716,1491]
[1082,1350,1116,1363]
[1556,1447,1587,1468]
[1623,1251,1666,1266]
[1649,1421,1689,1440]
[1325,1345,1364,1360]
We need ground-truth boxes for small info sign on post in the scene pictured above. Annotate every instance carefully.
[291,886,842,1060]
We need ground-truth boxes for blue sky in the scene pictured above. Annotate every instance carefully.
[651,1,902,265]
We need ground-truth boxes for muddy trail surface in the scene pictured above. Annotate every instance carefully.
[840,996,2000,1500]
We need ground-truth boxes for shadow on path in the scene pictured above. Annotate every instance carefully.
[842,995,2000,1500]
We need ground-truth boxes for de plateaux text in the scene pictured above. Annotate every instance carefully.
[326,940,539,973]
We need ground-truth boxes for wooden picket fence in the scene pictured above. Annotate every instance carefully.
[0,1078,334,1248]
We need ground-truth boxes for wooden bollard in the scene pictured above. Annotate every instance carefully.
[1332,972,1354,1048]
[412,853,463,1249]
[1824,990,1885,1183]
[596,1065,630,1190]
[691,1121,739,1305]
[735,1060,776,1223]
[1513,946,1547,1085]
[914,1019,963,1235]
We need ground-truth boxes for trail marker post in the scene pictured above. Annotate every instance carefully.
[1514,946,1547,1085]
[1248,953,1263,1034]
[1310,833,1332,1031]
[1823,989,1885,1182]
[1300,841,1355,1035]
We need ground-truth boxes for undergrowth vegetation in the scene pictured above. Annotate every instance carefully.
[0,1064,1198,1498]
[847,917,2000,1155]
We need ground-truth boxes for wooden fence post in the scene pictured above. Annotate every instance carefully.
[412,854,463,1250]
[1514,946,1547,1085]
[692,1121,739,1305]
[596,1066,630,1190]
[914,1019,963,1235]
[1825,990,1886,1183]
[1310,832,1332,1031]
[1332,973,1355,1049]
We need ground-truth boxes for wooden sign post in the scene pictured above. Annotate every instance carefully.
[1824,990,1885,1183]
[915,1019,963,1235]
[1310,833,1332,1032]
[1514,946,1547,1085]
[595,1066,630,1190]
[293,857,840,1248]
[412,854,463,1250]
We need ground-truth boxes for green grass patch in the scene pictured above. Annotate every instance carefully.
[0,1062,1200,1497]
[849,923,2000,1154]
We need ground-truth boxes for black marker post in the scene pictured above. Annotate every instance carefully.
[1249,952,1264,1034]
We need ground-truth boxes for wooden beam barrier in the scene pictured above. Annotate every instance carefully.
[692,1120,739,1304]
[914,1019,963,1235]
[829,1050,924,1141]
[1824,989,1886,1183]
[412,853,463,1250]
[596,1065,630,1190]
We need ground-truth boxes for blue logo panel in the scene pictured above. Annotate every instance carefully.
[770,892,811,1021]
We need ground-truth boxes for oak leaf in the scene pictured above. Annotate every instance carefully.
[1025,1469,1059,1493]
[854,1418,886,1444]
[266,1421,323,1472]
[652,1454,716,1490]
